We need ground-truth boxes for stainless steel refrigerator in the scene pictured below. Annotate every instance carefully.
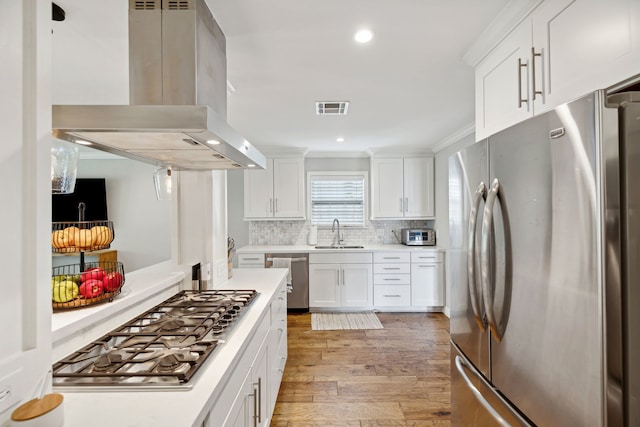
[449,89,640,426]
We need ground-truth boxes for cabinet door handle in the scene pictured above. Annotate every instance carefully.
[517,58,528,108]
[384,256,401,260]
[383,278,401,281]
[275,198,278,213]
[531,47,543,101]
[400,197,403,212]
[269,198,273,214]
[252,377,262,425]
[383,267,401,270]
[384,294,401,298]
[405,197,409,213]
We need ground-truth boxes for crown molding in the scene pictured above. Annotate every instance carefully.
[463,0,543,68]
[432,122,476,154]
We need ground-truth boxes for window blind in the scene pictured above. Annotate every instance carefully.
[310,175,365,226]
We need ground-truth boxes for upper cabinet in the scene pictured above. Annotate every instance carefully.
[476,0,640,140]
[244,158,305,220]
[370,157,435,219]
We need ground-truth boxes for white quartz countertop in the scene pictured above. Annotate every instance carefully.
[56,268,287,427]
[237,243,445,253]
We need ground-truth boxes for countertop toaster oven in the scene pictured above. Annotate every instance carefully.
[400,228,436,246]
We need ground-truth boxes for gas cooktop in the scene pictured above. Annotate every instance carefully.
[52,289,257,390]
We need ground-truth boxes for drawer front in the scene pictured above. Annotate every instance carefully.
[410,251,443,263]
[237,253,265,266]
[374,285,411,306]
[374,273,411,285]
[374,263,411,274]
[309,252,373,264]
[374,252,411,263]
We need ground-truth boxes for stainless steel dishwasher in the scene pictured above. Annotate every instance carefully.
[266,253,309,312]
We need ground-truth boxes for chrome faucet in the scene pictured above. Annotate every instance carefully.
[332,218,343,246]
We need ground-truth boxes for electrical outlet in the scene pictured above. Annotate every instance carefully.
[201,263,212,281]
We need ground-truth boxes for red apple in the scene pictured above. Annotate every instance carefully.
[102,272,124,292]
[80,267,104,283]
[79,279,104,298]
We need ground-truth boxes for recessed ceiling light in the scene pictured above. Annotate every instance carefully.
[336,137,345,142]
[74,139,92,146]
[207,139,221,145]
[247,164,256,168]
[354,29,373,43]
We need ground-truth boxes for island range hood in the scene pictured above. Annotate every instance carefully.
[52,0,265,170]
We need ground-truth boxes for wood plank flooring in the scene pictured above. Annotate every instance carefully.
[271,312,451,427]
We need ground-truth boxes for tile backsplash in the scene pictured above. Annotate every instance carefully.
[249,219,435,246]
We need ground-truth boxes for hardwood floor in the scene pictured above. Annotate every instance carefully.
[271,312,451,427]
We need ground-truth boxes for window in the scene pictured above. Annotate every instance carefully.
[308,172,367,227]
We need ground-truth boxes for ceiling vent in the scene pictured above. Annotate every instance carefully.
[316,101,349,115]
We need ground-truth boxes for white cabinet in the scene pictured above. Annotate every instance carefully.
[370,157,435,219]
[237,253,265,268]
[410,251,444,307]
[211,281,288,427]
[309,252,373,309]
[373,252,411,308]
[476,0,640,140]
[244,158,305,219]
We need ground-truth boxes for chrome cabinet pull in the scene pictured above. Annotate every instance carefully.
[481,179,512,342]
[454,356,511,427]
[517,58,528,108]
[405,197,409,212]
[383,278,401,281]
[468,182,487,332]
[275,198,278,213]
[399,197,403,212]
[383,294,401,297]
[250,388,258,427]
[531,47,543,101]
[269,198,273,214]
[383,267,401,270]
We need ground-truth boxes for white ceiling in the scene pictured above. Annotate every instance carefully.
[52,0,516,157]
[207,0,511,155]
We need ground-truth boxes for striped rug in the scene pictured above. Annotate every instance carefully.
[311,312,384,331]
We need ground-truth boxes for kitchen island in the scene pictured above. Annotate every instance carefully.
[52,267,287,427]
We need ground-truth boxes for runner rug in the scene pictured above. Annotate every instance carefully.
[311,312,384,330]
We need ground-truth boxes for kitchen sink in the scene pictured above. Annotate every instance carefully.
[315,245,365,249]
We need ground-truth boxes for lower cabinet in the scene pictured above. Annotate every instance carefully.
[410,251,444,307]
[309,252,373,309]
[208,282,287,427]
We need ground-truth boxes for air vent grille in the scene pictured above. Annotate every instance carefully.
[316,101,349,115]
[165,0,191,10]
[132,0,160,10]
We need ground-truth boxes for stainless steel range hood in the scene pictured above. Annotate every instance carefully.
[52,0,265,170]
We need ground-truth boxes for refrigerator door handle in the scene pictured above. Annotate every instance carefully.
[467,182,488,332]
[481,178,512,342]
[454,355,512,427]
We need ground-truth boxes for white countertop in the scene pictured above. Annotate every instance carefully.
[57,268,287,427]
[237,243,445,253]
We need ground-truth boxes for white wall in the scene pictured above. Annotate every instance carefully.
[433,134,477,315]
[75,158,172,272]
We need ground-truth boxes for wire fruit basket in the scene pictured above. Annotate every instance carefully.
[51,220,114,253]
[52,261,125,310]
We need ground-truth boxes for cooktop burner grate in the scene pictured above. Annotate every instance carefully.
[52,289,257,389]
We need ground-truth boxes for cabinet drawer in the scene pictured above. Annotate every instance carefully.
[374,273,411,285]
[237,253,265,267]
[410,251,443,263]
[374,252,410,263]
[374,263,410,274]
[374,285,411,306]
[309,252,373,264]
